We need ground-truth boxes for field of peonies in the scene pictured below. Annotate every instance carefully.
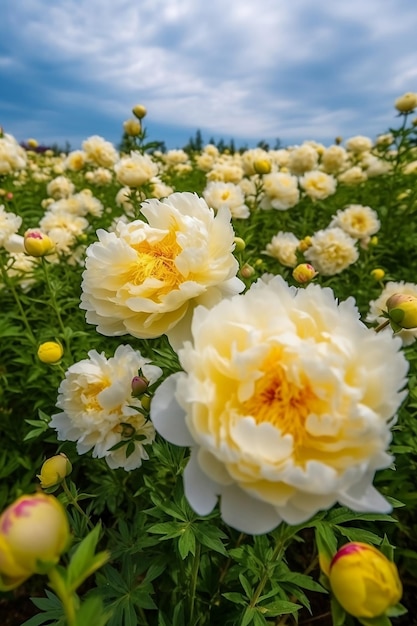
[1,93,417,626]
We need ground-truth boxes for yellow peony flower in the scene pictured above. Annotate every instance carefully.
[80,192,244,348]
[151,275,408,534]
[329,542,402,618]
[0,493,70,589]
[394,92,417,113]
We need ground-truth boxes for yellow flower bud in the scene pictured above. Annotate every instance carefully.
[0,494,70,588]
[24,230,55,257]
[394,92,417,113]
[37,341,64,364]
[233,237,246,252]
[253,159,272,175]
[370,268,385,281]
[335,136,343,145]
[132,104,147,119]
[27,138,39,149]
[37,454,72,489]
[329,542,402,618]
[369,235,378,247]
[123,118,141,136]
[298,236,313,253]
[292,263,318,284]
[386,293,417,329]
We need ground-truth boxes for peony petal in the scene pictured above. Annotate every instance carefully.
[339,480,392,514]
[220,484,282,534]
[150,374,194,446]
[183,450,219,515]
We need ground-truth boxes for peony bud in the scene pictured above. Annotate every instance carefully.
[253,159,272,175]
[292,263,318,284]
[370,268,385,281]
[394,92,417,113]
[240,263,255,279]
[123,119,141,136]
[132,104,147,119]
[0,494,70,589]
[131,375,149,398]
[37,453,72,489]
[298,236,312,252]
[27,138,39,149]
[24,230,55,257]
[37,341,64,364]
[233,237,246,252]
[329,542,402,618]
[386,293,417,329]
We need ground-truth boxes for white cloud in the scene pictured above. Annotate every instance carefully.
[1,0,417,146]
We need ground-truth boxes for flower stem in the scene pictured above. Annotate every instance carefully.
[0,254,37,344]
[188,540,201,626]
[40,258,72,356]
[48,566,77,626]
[62,479,94,531]
[375,319,391,333]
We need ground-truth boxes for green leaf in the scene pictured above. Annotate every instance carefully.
[239,573,253,599]
[386,603,408,617]
[178,527,196,559]
[330,596,347,626]
[67,524,109,591]
[315,522,338,567]
[241,607,256,626]
[259,600,301,617]
[222,592,247,606]
[336,526,383,545]
[193,524,228,555]
[74,596,112,626]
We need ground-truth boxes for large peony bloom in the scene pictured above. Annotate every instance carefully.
[151,276,408,534]
[80,192,244,348]
[50,345,162,471]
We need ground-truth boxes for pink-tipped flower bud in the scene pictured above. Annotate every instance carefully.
[24,230,55,257]
[240,263,255,279]
[0,494,70,589]
[292,263,318,284]
[131,375,149,398]
[328,542,402,619]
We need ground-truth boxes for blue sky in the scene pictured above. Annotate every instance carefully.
[1,0,417,151]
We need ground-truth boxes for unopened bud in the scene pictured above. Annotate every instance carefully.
[240,263,255,279]
[233,237,246,252]
[131,375,149,397]
[132,104,147,119]
[370,268,385,281]
[253,159,272,175]
[292,263,318,284]
[37,454,72,490]
[24,230,55,257]
[386,293,417,330]
[37,341,64,364]
[298,236,313,252]
[123,119,141,136]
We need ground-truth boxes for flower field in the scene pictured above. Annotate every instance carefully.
[1,94,417,626]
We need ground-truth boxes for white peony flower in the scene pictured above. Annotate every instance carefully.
[329,204,380,240]
[304,227,359,276]
[299,171,337,201]
[114,152,159,188]
[367,281,417,345]
[259,172,300,210]
[263,231,300,267]
[0,205,22,249]
[151,276,408,534]
[50,345,162,471]
[80,192,244,349]
[203,181,250,219]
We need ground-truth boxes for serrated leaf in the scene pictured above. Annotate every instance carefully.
[222,592,247,606]
[259,600,301,616]
[178,527,196,559]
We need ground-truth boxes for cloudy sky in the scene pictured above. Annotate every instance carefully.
[1,0,417,151]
